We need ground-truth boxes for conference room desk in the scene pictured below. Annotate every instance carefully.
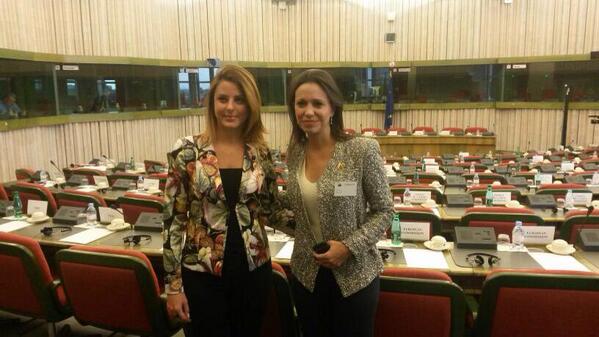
[374,135,496,157]
[444,185,599,197]
[438,206,566,224]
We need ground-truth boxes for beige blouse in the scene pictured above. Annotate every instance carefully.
[298,159,324,243]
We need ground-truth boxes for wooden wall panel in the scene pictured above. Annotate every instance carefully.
[1,109,598,182]
[3,0,599,62]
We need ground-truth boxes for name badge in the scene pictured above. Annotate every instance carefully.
[334,181,357,197]
[523,226,555,244]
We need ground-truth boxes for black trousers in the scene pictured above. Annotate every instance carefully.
[182,261,272,337]
[291,267,380,337]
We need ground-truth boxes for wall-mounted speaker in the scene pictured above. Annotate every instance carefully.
[591,51,599,59]
[385,33,396,44]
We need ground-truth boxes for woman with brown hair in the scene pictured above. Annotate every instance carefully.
[163,64,291,337]
[285,69,393,337]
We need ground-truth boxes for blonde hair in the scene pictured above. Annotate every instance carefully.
[203,64,267,151]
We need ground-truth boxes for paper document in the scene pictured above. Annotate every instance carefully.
[529,252,589,272]
[60,228,113,244]
[275,241,295,259]
[0,221,32,232]
[402,248,449,269]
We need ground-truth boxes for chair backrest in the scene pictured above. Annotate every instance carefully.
[413,126,434,133]
[144,160,166,174]
[441,127,464,135]
[14,181,58,216]
[361,127,382,134]
[56,245,178,336]
[465,126,487,134]
[391,207,442,240]
[0,232,68,322]
[390,184,444,203]
[473,270,599,337]
[468,185,521,203]
[388,126,407,132]
[117,192,166,223]
[560,208,599,243]
[55,189,108,209]
[70,168,106,184]
[260,262,298,337]
[15,168,36,182]
[0,184,8,200]
[461,207,544,238]
[537,183,591,201]
[375,267,466,337]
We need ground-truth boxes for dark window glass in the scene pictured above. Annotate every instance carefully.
[247,68,285,105]
[415,65,495,102]
[391,68,410,103]
[0,58,56,118]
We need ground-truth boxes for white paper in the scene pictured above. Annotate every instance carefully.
[400,221,431,241]
[492,192,511,205]
[522,226,556,244]
[267,232,291,242]
[274,241,294,259]
[539,174,553,184]
[388,130,398,136]
[144,178,160,190]
[532,155,544,164]
[409,191,431,204]
[402,248,449,269]
[572,193,592,206]
[425,165,439,173]
[60,228,113,244]
[94,175,109,186]
[529,252,589,272]
[98,207,124,223]
[0,221,32,232]
[27,200,48,215]
[561,162,575,172]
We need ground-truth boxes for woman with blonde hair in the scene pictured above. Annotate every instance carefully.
[163,64,291,337]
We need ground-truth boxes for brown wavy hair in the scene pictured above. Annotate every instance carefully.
[203,64,267,151]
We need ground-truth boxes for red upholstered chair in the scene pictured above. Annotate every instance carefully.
[413,126,435,133]
[460,207,544,239]
[343,128,356,135]
[452,162,487,173]
[472,270,599,337]
[375,268,466,337]
[361,127,382,135]
[13,181,58,216]
[0,184,8,200]
[467,184,521,204]
[387,126,407,133]
[388,206,442,240]
[441,127,464,135]
[15,168,36,182]
[0,232,70,336]
[463,173,508,185]
[496,153,516,164]
[117,192,166,224]
[390,184,444,204]
[260,262,299,337]
[55,189,107,209]
[464,126,487,134]
[55,245,181,336]
[559,208,599,243]
[144,159,166,174]
[537,183,591,202]
[69,168,106,185]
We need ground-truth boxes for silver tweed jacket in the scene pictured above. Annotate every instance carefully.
[285,137,393,297]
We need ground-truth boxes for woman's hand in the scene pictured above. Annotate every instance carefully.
[313,240,351,269]
[166,293,191,322]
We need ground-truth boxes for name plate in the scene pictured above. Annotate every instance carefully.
[492,192,511,205]
[388,130,398,136]
[561,162,575,172]
[144,178,160,190]
[27,200,48,215]
[363,131,374,137]
[459,152,470,158]
[523,226,556,244]
[593,173,599,185]
[532,155,544,164]
[94,175,109,186]
[410,191,432,204]
[425,165,439,173]
[572,193,592,206]
[99,207,124,224]
[400,221,431,241]
[539,174,553,184]
[424,158,436,164]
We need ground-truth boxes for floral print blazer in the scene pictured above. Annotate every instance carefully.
[163,135,289,294]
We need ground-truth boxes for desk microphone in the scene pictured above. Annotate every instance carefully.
[102,154,116,166]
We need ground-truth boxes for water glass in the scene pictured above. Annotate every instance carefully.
[5,205,15,218]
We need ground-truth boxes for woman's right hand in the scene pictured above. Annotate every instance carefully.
[166,293,190,322]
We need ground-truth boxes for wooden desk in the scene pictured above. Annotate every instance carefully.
[374,135,496,157]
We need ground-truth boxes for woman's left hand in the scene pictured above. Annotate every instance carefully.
[313,240,351,269]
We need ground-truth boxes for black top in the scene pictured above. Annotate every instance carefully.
[219,168,248,277]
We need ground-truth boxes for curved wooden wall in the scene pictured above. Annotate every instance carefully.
[1,0,599,62]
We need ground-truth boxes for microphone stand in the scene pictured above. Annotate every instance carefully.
[560,84,571,148]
